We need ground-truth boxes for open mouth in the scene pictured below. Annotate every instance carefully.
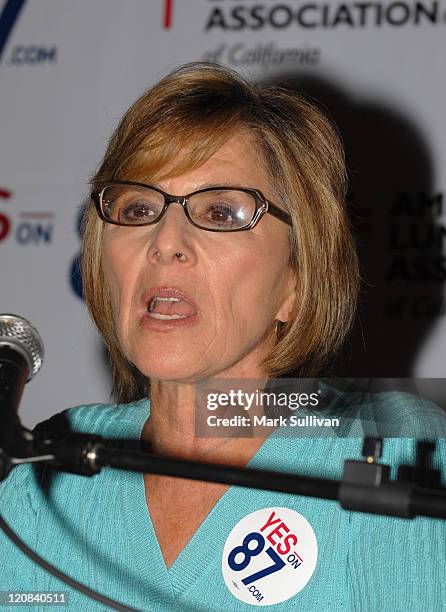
[147,296,197,320]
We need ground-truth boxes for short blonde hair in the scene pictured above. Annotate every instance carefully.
[83,62,359,402]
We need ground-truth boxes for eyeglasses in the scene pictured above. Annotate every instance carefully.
[92,180,292,232]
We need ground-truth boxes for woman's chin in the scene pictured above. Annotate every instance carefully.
[135,361,204,384]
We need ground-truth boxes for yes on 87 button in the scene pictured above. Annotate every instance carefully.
[222,507,318,606]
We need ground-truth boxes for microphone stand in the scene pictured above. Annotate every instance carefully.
[2,430,445,520]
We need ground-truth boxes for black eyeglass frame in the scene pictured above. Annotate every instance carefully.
[91,180,293,232]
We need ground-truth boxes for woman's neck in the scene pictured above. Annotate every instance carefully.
[142,379,268,466]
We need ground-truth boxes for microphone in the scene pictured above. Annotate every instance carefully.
[0,314,44,458]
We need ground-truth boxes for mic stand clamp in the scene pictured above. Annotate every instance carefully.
[339,437,414,518]
[32,431,103,476]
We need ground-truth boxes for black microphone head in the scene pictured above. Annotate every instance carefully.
[0,314,44,381]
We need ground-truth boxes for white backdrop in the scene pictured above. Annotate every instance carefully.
[0,0,445,426]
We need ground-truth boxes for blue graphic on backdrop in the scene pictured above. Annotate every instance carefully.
[0,0,27,62]
[70,207,83,299]
[0,0,57,65]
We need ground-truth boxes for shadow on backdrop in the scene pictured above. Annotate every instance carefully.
[266,71,443,378]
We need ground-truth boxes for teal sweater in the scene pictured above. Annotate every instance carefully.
[1,395,446,611]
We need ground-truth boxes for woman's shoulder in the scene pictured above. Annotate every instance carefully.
[1,399,150,537]
[0,398,149,591]
[363,388,446,438]
[33,397,150,440]
[314,381,446,438]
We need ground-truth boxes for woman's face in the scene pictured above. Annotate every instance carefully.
[102,133,296,383]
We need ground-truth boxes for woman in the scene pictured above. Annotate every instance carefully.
[1,62,445,611]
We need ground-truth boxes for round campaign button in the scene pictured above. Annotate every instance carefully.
[222,507,318,606]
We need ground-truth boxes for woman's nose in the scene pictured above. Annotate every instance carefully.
[146,202,197,266]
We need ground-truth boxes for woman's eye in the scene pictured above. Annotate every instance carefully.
[205,203,238,225]
[119,201,157,223]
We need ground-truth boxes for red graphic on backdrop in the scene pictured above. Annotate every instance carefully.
[163,0,174,29]
[0,189,12,200]
[0,188,12,241]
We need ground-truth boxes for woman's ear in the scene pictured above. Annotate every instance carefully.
[275,268,297,323]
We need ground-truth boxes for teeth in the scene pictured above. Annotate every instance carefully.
[148,296,180,312]
[148,313,187,320]
[147,296,186,319]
